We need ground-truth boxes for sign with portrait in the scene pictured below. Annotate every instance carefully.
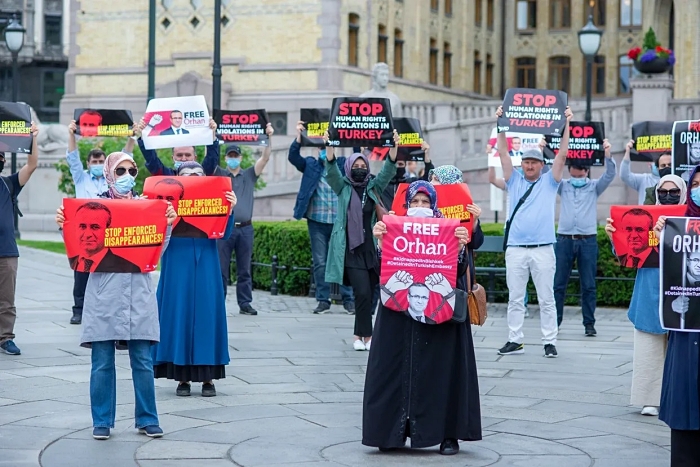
[73,109,134,137]
[141,95,212,150]
[671,120,700,179]
[486,128,544,167]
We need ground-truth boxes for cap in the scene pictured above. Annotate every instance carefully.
[521,149,544,162]
[225,144,241,156]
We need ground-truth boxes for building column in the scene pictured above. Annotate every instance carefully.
[630,75,675,123]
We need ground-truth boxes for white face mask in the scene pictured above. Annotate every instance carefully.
[407,207,434,218]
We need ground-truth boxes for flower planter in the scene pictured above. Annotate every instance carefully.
[634,56,672,74]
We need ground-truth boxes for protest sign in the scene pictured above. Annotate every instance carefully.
[671,120,700,178]
[143,176,233,239]
[369,117,424,161]
[62,198,169,273]
[213,109,270,146]
[0,101,32,154]
[660,216,700,331]
[497,88,568,136]
[327,97,395,147]
[73,109,134,137]
[631,121,673,162]
[380,215,460,324]
[299,108,330,147]
[544,121,605,166]
[487,128,544,167]
[610,205,686,268]
[141,95,212,150]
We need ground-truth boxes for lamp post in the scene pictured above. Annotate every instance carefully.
[578,15,603,122]
[4,14,25,239]
[212,0,222,111]
[147,0,156,102]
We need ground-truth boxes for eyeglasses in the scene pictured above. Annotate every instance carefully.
[115,167,138,177]
[408,294,429,301]
[658,189,681,196]
[688,258,700,265]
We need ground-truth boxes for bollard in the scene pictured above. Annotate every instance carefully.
[271,255,279,296]
[487,263,496,303]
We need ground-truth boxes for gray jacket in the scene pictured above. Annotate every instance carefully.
[80,226,172,347]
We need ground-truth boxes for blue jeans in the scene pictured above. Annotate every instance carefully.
[554,235,597,327]
[90,340,159,429]
[218,224,254,306]
[307,220,354,305]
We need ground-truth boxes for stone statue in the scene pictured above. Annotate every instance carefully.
[28,106,69,154]
[360,63,402,118]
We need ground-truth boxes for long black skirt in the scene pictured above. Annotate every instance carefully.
[362,305,482,449]
[153,363,225,382]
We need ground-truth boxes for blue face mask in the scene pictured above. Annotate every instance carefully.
[89,164,104,177]
[173,160,183,170]
[114,175,135,194]
[570,177,588,188]
[319,149,327,161]
[651,165,659,177]
[691,187,700,206]
[226,158,241,169]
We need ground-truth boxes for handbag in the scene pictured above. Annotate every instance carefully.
[464,251,487,326]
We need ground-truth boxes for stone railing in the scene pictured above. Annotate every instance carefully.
[668,99,700,122]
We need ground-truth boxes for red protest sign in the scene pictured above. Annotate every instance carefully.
[610,204,686,268]
[380,216,460,324]
[62,198,169,273]
[213,109,270,146]
[143,176,232,239]
[327,97,395,148]
[497,88,568,136]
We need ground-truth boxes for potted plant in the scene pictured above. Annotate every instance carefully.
[628,27,675,74]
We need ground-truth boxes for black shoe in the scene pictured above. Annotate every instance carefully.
[343,302,356,314]
[498,341,524,355]
[439,438,459,455]
[544,344,558,358]
[70,312,82,325]
[239,306,258,316]
[585,324,597,336]
[313,301,331,314]
[201,383,216,397]
[176,382,191,397]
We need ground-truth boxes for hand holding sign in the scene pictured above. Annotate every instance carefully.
[455,225,470,245]
[225,191,237,211]
[165,203,177,225]
[373,220,388,242]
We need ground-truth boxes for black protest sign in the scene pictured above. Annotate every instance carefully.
[214,109,270,146]
[0,101,32,154]
[369,117,424,161]
[660,216,700,331]
[327,97,395,148]
[73,109,134,137]
[672,120,700,177]
[631,121,673,162]
[497,88,568,136]
[299,108,330,147]
[544,121,605,167]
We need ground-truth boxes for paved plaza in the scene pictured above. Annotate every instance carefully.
[0,246,671,466]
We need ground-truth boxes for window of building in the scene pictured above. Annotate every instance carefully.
[550,0,571,29]
[430,0,439,12]
[0,11,22,35]
[268,112,288,136]
[475,0,482,26]
[486,54,494,95]
[548,56,571,93]
[618,55,638,94]
[516,0,537,31]
[44,15,62,47]
[394,29,404,77]
[586,0,606,26]
[443,42,452,87]
[348,14,360,67]
[590,54,606,95]
[487,0,495,29]
[445,0,453,16]
[474,51,482,93]
[40,68,65,120]
[429,38,438,84]
[620,0,642,27]
[515,57,536,88]
[378,24,388,63]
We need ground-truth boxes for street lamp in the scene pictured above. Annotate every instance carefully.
[212,0,222,110]
[578,15,603,122]
[4,13,25,239]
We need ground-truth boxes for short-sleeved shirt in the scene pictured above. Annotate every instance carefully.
[213,166,258,223]
[0,174,22,257]
[506,170,560,246]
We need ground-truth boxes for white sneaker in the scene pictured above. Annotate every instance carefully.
[353,340,366,351]
[641,406,659,416]
[364,340,371,351]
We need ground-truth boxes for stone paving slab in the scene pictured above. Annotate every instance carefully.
[0,246,672,466]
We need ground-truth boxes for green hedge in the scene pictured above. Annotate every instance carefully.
[232,221,635,307]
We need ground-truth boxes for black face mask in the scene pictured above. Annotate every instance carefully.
[394,167,406,180]
[0,160,4,173]
[658,192,681,205]
[658,167,672,178]
[351,168,368,182]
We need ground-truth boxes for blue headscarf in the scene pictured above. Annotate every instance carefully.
[405,180,444,218]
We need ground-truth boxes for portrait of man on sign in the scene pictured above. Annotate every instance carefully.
[153,178,208,238]
[78,110,102,137]
[381,270,456,324]
[618,208,658,268]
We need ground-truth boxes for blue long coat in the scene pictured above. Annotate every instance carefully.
[659,331,700,430]
[151,217,234,368]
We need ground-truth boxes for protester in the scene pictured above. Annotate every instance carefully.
[428,164,483,243]
[621,139,670,205]
[287,121,355,314]
[363,181,482,454]
[554,140,616,335]
[212,124,274,315]
[494,105,573,358]
[653,166,700,465]
[606,174,686,417]
[55,151,176,440]
[323,129,399,350]
[379,141,432,208]
[65,120,136,325]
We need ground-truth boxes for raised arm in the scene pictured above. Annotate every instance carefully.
[595,139,617,196]
[374,130,401,191]
[201,118,221,176]
[550,106,573,183]
[495,106,513,181]
[18,122,39,187]
[254,123,274,177]
[620,139,643,190]
[419,140,433,181]
[288,121,307,173]
[66,121,86,184]
[488,167,506,190]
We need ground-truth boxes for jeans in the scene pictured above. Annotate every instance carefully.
[73,270,89,316]
[90,340,159,429]
[505,245,558,345]
[553,235,597,327]
[217,224,254,306]
[307,220,354,304]
[0,257,18,345]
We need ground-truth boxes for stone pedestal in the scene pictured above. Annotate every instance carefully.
[630,74,675,123]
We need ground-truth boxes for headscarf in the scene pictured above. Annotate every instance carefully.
[103,152,136,199]
[429,165,462,185]
[655,174,687,206]
[405,180,444,218]
[685,166,700,217]
[177,161,204,176]
[344,152,371,251]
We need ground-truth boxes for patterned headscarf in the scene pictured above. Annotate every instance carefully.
[405,180,444,218]
[686,165,700,217]
[103,152,136,199]
[429,165,462,185]
[177,161,205,176]
[655,174,686,206]
[344,152,371,251]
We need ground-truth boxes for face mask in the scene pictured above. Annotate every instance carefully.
[651,165,659,177]
[570,177,588,188]
[0,160,4,172]
[691,187,700,207]
[226,158,241,169]
[658,192,681,205]
[173,160,183,170]
[395,167,406,180]
[89,164,104,177]
[407,207,434,218]
[351,168,368,182]
[319,149,327,161]
[659,167,672,178]
[114,174,135,194]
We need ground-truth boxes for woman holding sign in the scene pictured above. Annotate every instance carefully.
[363,181,483,455]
